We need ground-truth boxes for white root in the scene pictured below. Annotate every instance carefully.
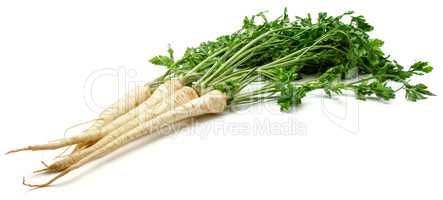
[7,80,181,153]
[40,85,197,172]
[23,119,193,188]
[24,90,227,188]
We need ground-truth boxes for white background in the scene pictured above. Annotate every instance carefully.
[1,0,442,199]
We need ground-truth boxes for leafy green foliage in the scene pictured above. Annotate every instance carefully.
[149,46,175,68]
[273,67,298,82]
[368,81,396,100]
[405,83,435,101]
[351,15,374,32]
[150,8,434,110]
[149,55,174,68]
[353,81,373,100]
[214,80,241,99]
[410,61,433,75]
[277,83,310,112]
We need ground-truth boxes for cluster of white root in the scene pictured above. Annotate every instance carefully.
[8,80,227,188]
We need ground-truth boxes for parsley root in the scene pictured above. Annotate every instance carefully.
[39,86,198,172]
[8,80,180,153]
[9,9,434,188]
[7,85,152,154]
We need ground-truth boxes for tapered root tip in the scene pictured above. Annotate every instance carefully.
[22,177,50,189]
[33,168,49,174]
[23,170,70,189]
[31,161,50,174]
[40,161,49,167]
[6,147,28,155]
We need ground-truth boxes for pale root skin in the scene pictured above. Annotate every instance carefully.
[70,141,94,155]
[24,90,227,188]
[89,84,152,131]
[23,119,194,188]
[7,80,181,154]
[43,86,198,172]
[7,85,151,153]
[90,80,184,142]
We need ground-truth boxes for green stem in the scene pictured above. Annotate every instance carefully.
[195,42,245,87]
[197,27,297,89]
[183,47,228,78]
